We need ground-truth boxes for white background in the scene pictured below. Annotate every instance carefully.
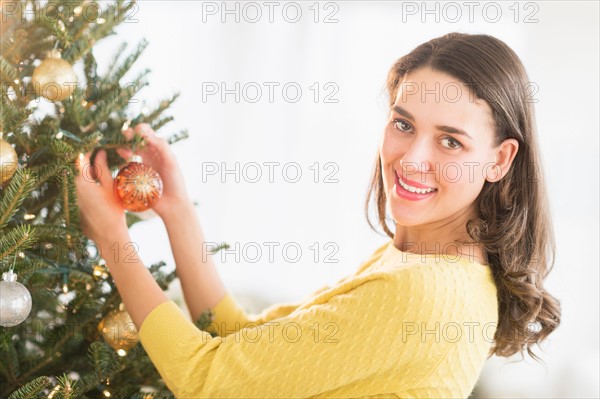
[87,1,598,397]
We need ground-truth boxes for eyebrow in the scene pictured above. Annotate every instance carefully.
[392,105,473,140]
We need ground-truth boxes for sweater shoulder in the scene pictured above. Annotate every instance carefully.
[311,257,499,326]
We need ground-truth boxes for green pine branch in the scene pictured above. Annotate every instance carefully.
[0,0,187,396]
[107,39,148,84]
[0,224,38,261]
[52,373,81,399]
[0,168,38,229]
[6,376,51,399]
[0,255,47,282]
[0,96,32,146]
[0,54,19,85]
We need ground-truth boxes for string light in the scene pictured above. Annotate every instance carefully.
[62,273,69,294]
[93,264,109,280]
[47,385,60,398]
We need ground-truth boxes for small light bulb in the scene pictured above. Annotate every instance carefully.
[48,385,61,398]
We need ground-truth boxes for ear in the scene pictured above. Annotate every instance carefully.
[486,138,519,182]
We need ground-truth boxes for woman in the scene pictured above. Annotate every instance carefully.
[75,32,561,398]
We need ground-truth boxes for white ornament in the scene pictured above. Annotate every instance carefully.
[0,271,33,327]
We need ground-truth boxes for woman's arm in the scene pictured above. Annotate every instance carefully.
[96,231,169,330]
[114,125,228,323]
[73,148,169,329]
[158,199,228,322]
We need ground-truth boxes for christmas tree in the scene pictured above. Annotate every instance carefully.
[0,1,214,397]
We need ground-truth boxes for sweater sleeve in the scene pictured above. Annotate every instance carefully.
[206,242,390,337]
[205,289,325,336]
[138,273,414,398]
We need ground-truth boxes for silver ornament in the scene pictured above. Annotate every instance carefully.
[0,271,32,327]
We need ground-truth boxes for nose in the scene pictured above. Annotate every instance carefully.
[400,137,433,175]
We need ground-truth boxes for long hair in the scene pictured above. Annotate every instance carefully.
[365,32,561,361]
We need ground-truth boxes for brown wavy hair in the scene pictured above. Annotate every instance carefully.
[365,32,561,361]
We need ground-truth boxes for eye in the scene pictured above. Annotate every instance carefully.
[440,137,462,149]
[393,119,413,133]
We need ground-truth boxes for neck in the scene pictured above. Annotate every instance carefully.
[393,206,485,264]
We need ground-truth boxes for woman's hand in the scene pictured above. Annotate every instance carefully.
[116,124,190,219]
[74,149,129,250]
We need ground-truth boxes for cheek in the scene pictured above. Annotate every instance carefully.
[380,131,410,188]
[379,130,408,166]
[437,160,488,198]
[379,131,396,160]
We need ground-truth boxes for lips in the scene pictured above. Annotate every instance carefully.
[396,171,437,193]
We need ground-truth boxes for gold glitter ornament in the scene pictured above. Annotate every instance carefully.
[31,50,77,101]
[98,304,139,351]
[0,132,18,184]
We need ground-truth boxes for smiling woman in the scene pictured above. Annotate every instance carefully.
[366,32,561,360]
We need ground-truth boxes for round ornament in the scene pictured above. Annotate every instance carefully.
[31,50,77,101]
[0,133,18,183]
[0,270,33,327]
[98,305,139,351]
[113,154,163,212]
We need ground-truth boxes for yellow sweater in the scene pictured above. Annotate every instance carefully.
[139,240,499,398]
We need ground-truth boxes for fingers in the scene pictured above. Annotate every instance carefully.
[94,149,112,187]
[122,127,134,141]
[134,123,155,138]
[74,150,110,189]
[74,152,85,186]
[116,147,133,162]
[122,124,155,141]
[120,124,161,156]
[74,151,93,182]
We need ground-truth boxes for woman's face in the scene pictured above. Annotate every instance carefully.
[380,67,503,229]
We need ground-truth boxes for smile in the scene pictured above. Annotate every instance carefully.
[396,173,437,194]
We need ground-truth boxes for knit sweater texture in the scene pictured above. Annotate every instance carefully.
[138,240,499,398]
